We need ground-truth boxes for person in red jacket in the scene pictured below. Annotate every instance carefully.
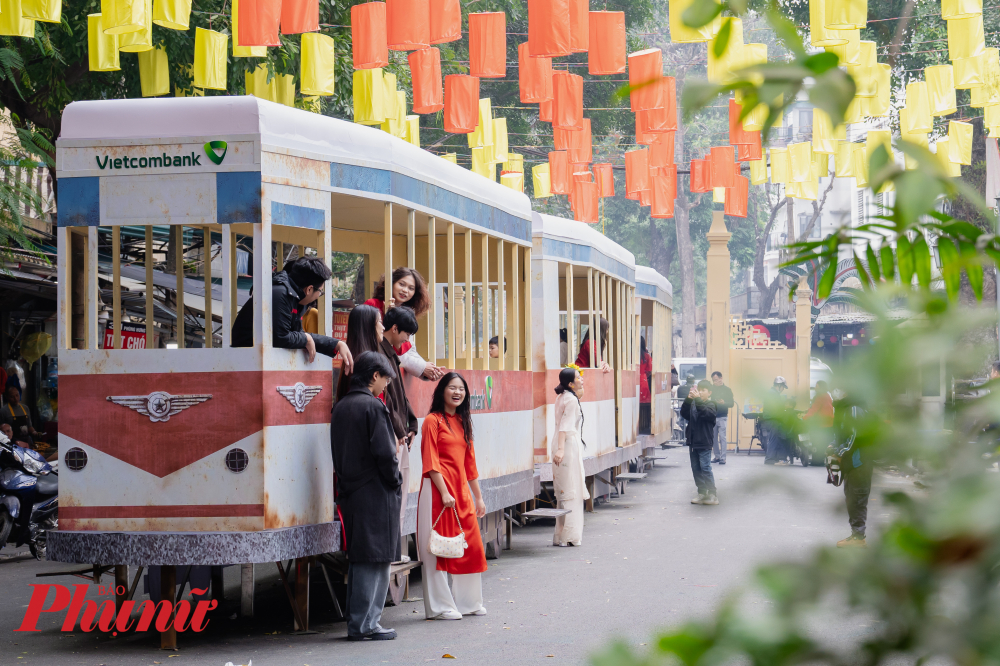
[638,337,652,434]
[364,267,442,381]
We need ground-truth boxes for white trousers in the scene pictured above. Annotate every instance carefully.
[416,478,484,618]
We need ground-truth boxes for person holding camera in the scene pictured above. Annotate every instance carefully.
[681,380,719,505]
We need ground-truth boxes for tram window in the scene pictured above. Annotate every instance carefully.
[679,363,706,380]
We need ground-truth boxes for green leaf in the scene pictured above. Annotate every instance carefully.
[959,239,983,300]
[913,234,932,289]
[817,260,837,299]
[807,68,856,127]
[941,220,984,243]
[680,80,727,117]
[658,626,715,665]
[937,238,961,301]
[880,244,896,281]
[682,0,723,30]
[865,245,881,283]
[712,18,732,58]
[854,251,872,289]
[895,171,945,231]
[802,51,840,75]
[897,234,914,285]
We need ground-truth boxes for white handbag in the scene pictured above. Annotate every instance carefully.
[429,504,468,559]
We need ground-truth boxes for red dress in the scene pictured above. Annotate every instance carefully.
[639,352,652,403]
[364,297,413,357]
[419,413,487,574]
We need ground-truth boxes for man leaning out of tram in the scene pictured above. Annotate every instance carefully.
[232,256,354,371]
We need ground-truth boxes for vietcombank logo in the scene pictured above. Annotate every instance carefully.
[470,376,495,412]
[93,141,228,170]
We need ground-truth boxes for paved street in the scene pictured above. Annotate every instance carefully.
[0,450,886,666]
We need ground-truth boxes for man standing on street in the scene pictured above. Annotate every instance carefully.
[710,372,734,464]
[832,389,871,548]
[681,380,719,505]
[763,376,791,465]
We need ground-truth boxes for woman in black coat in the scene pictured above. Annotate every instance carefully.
[330,351,402,640]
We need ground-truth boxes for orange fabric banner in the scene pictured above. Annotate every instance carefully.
[552,71,584,130]
[539,98,553,123]
[651,171,675,218]
[724,174,749,217]
[573,180,599,223]
[649,133,675,168]
[528,0,570,57]
[280,0,318,34]
[387,0,429,50]
[628,49,665,111]
[549,150,572,194]
[710,146,736,188]
[469,12,506,77]
[238,0,281,46]
[443,74,479,133]
[409,47,444,113]
[728,97,754,145]
[594,162,615,197]
[568,0,589,53]
[352,2,389,68]
[429,0,460,43]
[588,11,626,74]
[690,158,711,192]
[567,118,593,165]
[625,148,651,195]
[737,133,762,161]
[518,42,553,103]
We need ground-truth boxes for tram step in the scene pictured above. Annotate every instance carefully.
[615,472,647,480]
[522,508,572,519]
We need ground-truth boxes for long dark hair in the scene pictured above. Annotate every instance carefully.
[580,317,609,353]
[429,372,474,447]
[554,367,585,447]
[373,267,431,317]
[338,304,383,399]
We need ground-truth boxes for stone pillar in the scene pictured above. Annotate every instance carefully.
[705,210,731,381]
[795,279,813,400]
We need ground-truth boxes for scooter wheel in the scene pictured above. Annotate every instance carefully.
[0,512,12,549]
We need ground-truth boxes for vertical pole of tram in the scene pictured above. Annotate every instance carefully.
[86,227,98,349]
[427,217,436,364]
[481,234,490,367]
[496,239,505,371]
[407,209,416,268]
[566,263,575,363]
[176,226,185,349]
[447,222,456,369]
[145,226,154,348]
[384,203,392,302]
[509,244,520,370]
[221,230,234,348]
[203,227,213,347]
[112,227,122,350]
[523,246,532,371]
[57,227,70,350]
[276,242,284,271]
[464,230,473,371]
[587,268,596,369]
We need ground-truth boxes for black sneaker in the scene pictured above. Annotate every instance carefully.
[347,627,397,641]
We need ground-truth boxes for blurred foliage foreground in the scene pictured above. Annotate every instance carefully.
[592,2,1000,665]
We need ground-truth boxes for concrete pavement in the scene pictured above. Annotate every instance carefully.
[0,450,880,665]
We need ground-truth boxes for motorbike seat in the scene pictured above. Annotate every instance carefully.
[35,474,57,496]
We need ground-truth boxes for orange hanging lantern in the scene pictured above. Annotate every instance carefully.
[568,0,588,53]
[637,102,674,134]
[628,49,664,111]
[552,71,584,130]
[690,158,711,192]
[352,2,389,68]
[469,12,506,78]
[625,148,650,195]
[519,42,553,103]
[724,175,749,217]
[443,74,479,133]
[649,133,675,168]
[409,47,443,113]
[594,162,615,197]
[429,0,460,43]
[387,0,429,50]
[280,0,318,34]
[528,0,570,57]
[651,172,675,219]
[639,188,652,207]
[539,99,553,123]
[588,11,626,74]
[729,97,753,145]
[568,118,593,165]
[573,180,599,223]
[549,150,572,194]
[554,126,572,150]
[737,134,762,161]
[238,0,281,46]
[710,146,736,188]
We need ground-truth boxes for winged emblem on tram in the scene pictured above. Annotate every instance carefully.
[276,383,323,413]
[106,391,213,423]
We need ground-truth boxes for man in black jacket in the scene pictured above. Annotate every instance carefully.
[231,257,353,371]
[681,380,719,505]
[710,371,735,464]
[331,351,401,641]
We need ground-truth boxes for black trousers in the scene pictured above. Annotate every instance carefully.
[843,461,874,537]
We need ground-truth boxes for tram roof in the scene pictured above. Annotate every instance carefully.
[635,265,673,308]
[531,213,635,285]
[57,97,533,243]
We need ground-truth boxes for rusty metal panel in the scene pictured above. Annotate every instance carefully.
[263,424,335,529]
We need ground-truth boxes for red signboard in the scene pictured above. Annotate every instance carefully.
[103,323,147,350]
[333,310,349,341]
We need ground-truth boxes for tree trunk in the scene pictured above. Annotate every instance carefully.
[753,190,786,318]
[647,217,675,283]
[673,119,697,356]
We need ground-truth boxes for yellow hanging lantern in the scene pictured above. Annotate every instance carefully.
[21,0,60,23]
[0,0,35,36]
[441,153,458,164]
[138,45,169,96]
[749,158,767,184]
[825,28,859,66]
[925,65,957,116]
[246,64,277,102]
[503,153,524,173]
[193,27,228,90]
[770,147,789,184]
[834,140,854,177]
[471,147,494,179]
[869,63,891,117]
[276,74,295,107]
[866,129,891,158]
[707,17,744,83]
[533,163,552,197]
[844,95,869,123]
[741,43,767,87]
[947,15,985,60]
[232,0,266,57]
[736,88,767,132]
[900,128,928,170]
[88,14,120,71]
[668,0,713,43]
[814,151,830,178]
[810,0,849,47]
[812,108,843,154]
[848,41,877,97]
[354,68,385,125]
[500,172,524,193]
[713,187,726,203]
[789,141,813,183]
[902,82,932,133]
[382,72,399,120]
[101,0,145,35]
[119,0,153,52]
[152,0,190,30]
[381,90,407,137]
[472,98,494,147]
[936,139,963,176]
[948,120,973,164]
[493,117,509,163]
[300,33,335,96]
[404,116,420,147]
[852,143,868,187]
[953,53,984,89]
[942,0,982,20]
[985,104,1000,133]
[825,0,866,30]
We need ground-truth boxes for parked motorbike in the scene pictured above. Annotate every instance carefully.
[0,433,57,560]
